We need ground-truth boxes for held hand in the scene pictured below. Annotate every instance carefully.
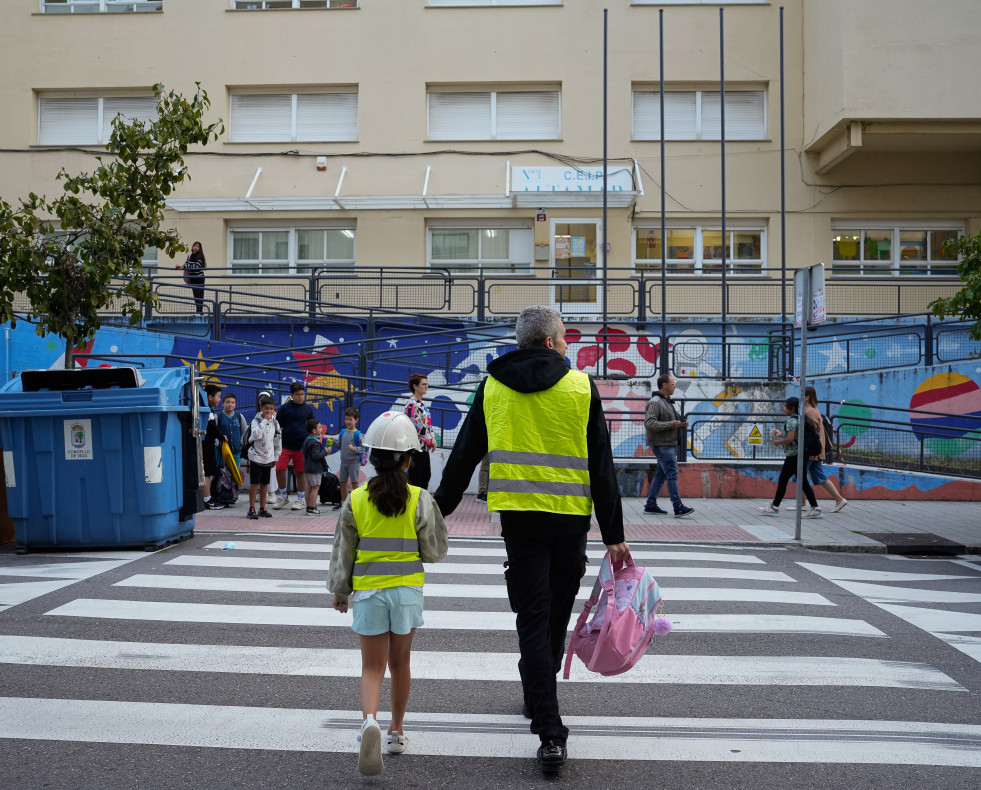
[332,599,348,614]
[606,542,630,565]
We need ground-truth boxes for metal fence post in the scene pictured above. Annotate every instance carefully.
[925,315,935,367]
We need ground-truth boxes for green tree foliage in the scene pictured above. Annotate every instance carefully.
[0,84,223,367]
[930,231,981,344]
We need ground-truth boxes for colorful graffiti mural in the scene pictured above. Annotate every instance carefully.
[3,319,979,471]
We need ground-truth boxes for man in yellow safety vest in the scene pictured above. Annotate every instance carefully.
[435,304,629,775]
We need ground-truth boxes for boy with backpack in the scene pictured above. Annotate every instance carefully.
[218,393,248,471]
[329,406,367,511]
[245,396,281,520]
[327,412,448,777]
[301,418,332,516]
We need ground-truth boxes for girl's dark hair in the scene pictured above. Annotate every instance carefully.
[785,396,799,410]
[189,241,206,267]
[366,449,411,517]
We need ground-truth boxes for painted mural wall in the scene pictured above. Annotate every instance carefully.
[3,318,979,494]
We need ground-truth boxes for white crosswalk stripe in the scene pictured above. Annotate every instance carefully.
[2,697,979,766]
[1,537,979,770]
[800,561,981,666]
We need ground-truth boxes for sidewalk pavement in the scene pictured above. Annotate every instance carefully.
[196,494,980,553]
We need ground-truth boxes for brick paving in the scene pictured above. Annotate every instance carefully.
[196,493,981,551]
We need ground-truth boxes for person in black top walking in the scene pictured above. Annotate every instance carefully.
[274,381,317,511]
[176,241,207,314]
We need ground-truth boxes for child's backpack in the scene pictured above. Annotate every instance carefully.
[802,416,823,459]
[319,470,342,505]
[563,552,672,679]
[821,414,839,464]
[214,467,239,506]
[240,424,254,459]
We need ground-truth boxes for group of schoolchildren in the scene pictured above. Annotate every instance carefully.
[204,385,367,520]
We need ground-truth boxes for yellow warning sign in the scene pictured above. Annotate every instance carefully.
[748,424,764,446]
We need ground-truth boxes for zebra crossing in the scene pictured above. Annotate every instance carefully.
[1,535,980,773]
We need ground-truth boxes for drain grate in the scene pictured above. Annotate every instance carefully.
[862,532,966,556]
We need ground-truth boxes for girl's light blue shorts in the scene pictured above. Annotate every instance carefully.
[351,587,424,636]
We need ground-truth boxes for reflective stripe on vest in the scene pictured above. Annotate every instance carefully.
[351,484,424,590]
[484,369,593,516]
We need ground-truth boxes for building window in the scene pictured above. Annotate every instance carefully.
[634,226,764,274]
[632,1,767,5]
[37,95,157,145]
[428,89,560,141]
[231,1,358,9]
[831,225,960,276]
[632,88,766,141]
[230,226,355,275]
[428,1,559,6]
[428,223,533,274]
[41,1,162,12]
[229,92,357,143]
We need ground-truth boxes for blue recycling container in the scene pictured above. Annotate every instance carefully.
[0,366,199,551]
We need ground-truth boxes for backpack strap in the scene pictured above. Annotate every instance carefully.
[563,570,604,680]
[586,552,620,674]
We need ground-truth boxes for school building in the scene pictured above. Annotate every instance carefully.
[1,0,979,324]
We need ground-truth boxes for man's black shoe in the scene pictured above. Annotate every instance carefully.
[644,504,668,515]
[522,702,533,719]
[537,739,567,773]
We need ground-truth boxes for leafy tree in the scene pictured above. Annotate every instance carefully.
[0,84,223,368]
[930,231,981,344]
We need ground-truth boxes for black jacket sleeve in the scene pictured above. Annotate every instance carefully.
[433,380,489,518]
[586,377,625,546]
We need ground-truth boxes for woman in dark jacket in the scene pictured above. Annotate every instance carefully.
[176,241,207,314]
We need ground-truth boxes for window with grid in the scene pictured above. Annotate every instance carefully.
[831,226,960,276]
[42,1,162,12]
[428,224,533,274]
[632,88,766,141]
[230,227,355,275]
[634,226,764,274]
[231,1,358,9]
[37,95,157,145]
[229,92,357,142]
[428,90,560,141]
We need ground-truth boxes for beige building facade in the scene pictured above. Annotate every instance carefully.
[1,0,979,319]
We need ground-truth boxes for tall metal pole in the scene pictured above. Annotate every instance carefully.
[780,6,789,375]
[659,8,667,375]
[719,8,728,380]
[602,7,609,377]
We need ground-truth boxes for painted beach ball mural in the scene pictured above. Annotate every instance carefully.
[908,372,981,456]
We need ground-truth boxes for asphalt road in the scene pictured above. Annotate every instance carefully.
[1,534,979,790]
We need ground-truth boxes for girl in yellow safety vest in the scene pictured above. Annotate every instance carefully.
[327,411,449,777]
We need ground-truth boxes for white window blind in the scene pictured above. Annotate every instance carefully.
[38,96,156,145]
[428,91,559,140]
[39,98,99,145]
[102,97,157,140]
[496,92,560,139]
[296,93,358,141]
[230,93,357,142]
[633,89,765,141]
[428,93,492,140]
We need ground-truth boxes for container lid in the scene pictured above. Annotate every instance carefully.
[20,367,144,392]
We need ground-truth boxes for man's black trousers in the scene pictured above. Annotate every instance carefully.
[502,528,588,743]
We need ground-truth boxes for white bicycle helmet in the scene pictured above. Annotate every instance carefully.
[363,411,421,453]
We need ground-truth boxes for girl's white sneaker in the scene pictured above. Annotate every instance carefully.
[385,731,409,754]
[357,715,383,776]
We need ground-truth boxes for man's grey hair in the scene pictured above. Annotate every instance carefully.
[515,305,563,349]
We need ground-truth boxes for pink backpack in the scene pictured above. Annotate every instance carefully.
[563,551,673,679]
